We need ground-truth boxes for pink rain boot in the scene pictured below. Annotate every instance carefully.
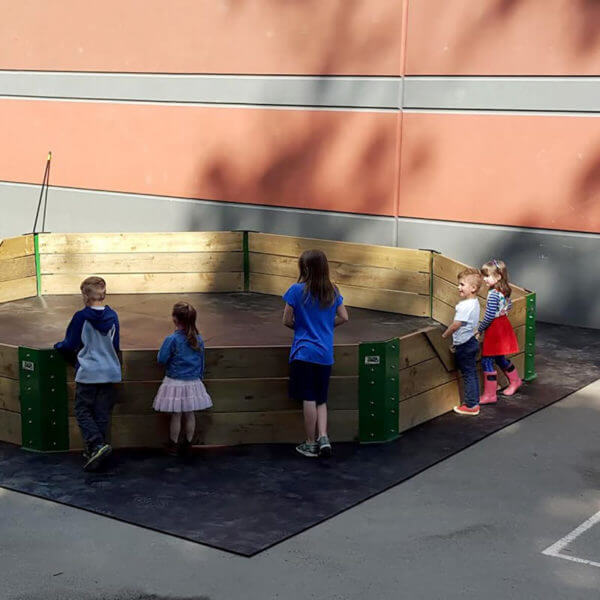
[479,372,498,405]
[501,365,522,396]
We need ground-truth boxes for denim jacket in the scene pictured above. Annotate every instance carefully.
[157,331,205,380]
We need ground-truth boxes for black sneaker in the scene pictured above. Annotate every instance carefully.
[84,443,112,471]
[317,435,332,457]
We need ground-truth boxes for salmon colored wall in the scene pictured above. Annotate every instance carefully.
[406,0,600,75]
[0,99,398,216]
[0,0,403,75]
[399,112,600,233]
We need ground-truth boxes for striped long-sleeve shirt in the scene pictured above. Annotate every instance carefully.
[478,289,511,333]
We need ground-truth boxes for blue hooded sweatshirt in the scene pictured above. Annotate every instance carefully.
[54,306,122,384]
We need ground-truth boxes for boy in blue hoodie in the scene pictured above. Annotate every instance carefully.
[55,276,121,471]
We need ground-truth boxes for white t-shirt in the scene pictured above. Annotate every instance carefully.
[452,298,480,345]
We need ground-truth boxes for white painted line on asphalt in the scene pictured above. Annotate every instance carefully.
[542,509,600,568]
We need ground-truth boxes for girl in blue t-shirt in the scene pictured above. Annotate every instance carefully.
[283,249,349,458]
[153,302,212,455]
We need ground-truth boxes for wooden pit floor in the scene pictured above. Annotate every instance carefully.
[0,292,437,350]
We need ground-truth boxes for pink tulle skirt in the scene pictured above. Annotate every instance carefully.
[153,376,213,413]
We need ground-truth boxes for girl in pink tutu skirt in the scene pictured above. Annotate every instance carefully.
[153,302,212,455]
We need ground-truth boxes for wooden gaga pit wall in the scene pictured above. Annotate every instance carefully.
[0,231,537,451]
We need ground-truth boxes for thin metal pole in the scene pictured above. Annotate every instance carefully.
[41,151,52,232]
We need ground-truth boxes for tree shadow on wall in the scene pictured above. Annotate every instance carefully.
[449,0,600,67]
[186,112,400,242]
[463,145,600,328]
[183,0,413,242]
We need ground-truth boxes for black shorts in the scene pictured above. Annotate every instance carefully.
[289,360,332,405]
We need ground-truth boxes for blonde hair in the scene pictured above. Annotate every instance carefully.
[80,276,106,305]
[481,259,512,298]
[457,268,483,293]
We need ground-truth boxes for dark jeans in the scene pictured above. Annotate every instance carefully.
[481,355,511,373]
[75,382,116,449]
[454,337,480,408]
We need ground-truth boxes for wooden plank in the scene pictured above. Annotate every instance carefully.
[68,409,358,449]
[38,231,243,254]
[0,377,20,413]
[424,328,456,372]
[0,344,18,379]
[432,297,455,327]
[433,254,471,286]
[40,251,243,275]
[0,276,37,303]
[514,324,525,352]
[249,252,430,295]
[509,296,527,328]
[398,380,460,433]
[251,272,430,316]
[400,357,457,401]
[102,410,358,448]
[0,255,36,282]
[250,272,293,296]
[120,344,358,381]
[0,408,22,445]
[41,272,243,295]
[433,275,486,315]
[0,235,34,261]
[250,233,431,272]
[399,330,437,369]
[340,284,429,317]
[68,376,358,416]
[434,253,527,299]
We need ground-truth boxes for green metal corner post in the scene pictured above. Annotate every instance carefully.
[358,338,400,443]
[524,292,537,382]
[19,347,69,452]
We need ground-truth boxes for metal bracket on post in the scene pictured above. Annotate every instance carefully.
[358,338,400,444]
[524,293,537,382]
[19,347,69,452]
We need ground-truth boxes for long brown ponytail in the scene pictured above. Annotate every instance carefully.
[297,249,337,308]
[172,302,201,350]
[481,259,512,298]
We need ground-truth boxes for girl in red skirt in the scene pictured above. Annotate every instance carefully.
[476,259,522,404]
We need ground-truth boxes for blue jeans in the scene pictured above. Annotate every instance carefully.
[454,337,480,408]
[481,355,511,372]
[75,382,116,449]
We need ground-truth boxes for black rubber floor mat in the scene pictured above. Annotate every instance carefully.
[0,322,598,556]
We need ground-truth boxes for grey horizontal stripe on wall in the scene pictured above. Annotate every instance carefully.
[0,181,397,246]
[1,181,598,329]
[2,71,600,112]
[403,77,600,113]
[0,71,401,109]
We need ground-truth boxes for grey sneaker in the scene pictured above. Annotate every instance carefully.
[317,435,332,457]
[295,441,318,458]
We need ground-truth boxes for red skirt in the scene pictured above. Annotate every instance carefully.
[482,315,519,356]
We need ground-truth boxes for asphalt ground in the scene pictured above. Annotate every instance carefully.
[2,378,600,600]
